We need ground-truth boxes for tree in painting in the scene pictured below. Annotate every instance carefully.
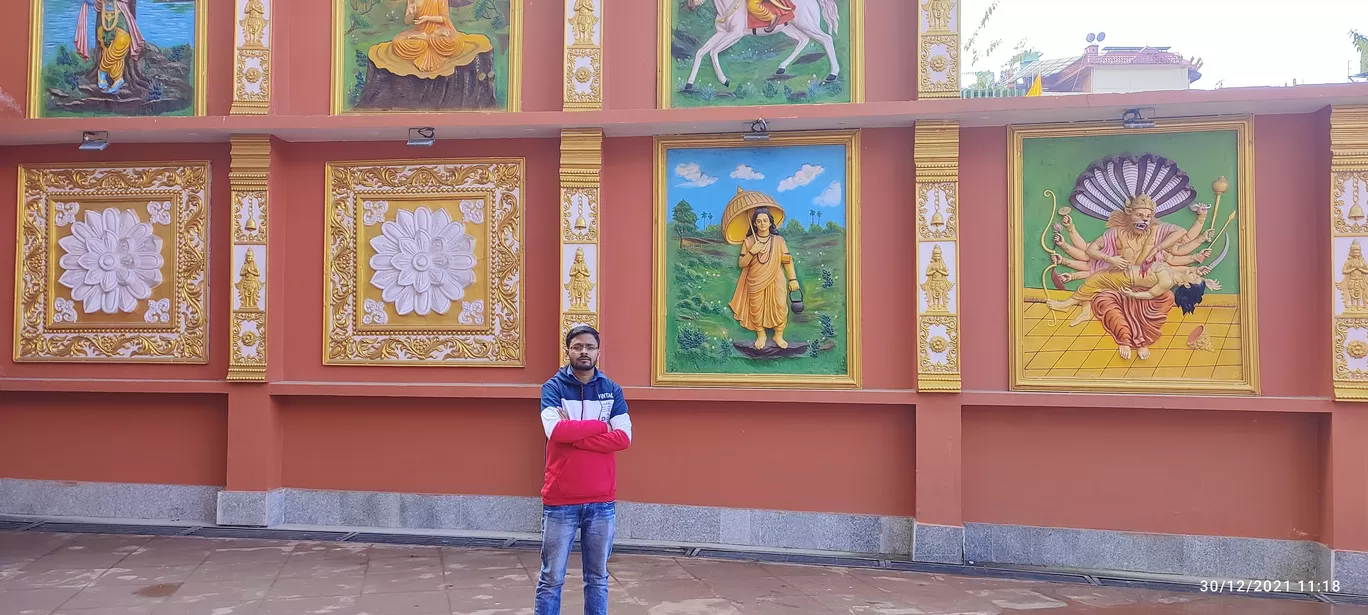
[342,0,513,112]
[38,0,199,117]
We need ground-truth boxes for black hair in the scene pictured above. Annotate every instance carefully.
[1173,281,1206,315]
[565,324,600,348]
[746,207,782,237]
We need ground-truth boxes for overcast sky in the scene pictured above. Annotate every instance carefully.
[961,0,1366,88]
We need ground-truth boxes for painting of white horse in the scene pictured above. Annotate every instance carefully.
[665,0,857,107]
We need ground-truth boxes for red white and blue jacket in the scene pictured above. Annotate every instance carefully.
[539,366,632,506]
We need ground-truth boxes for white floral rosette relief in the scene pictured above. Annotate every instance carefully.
[368,206,478,316]
[57,208,165,314]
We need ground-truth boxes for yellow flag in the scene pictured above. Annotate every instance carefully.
[1026,74,1043,96]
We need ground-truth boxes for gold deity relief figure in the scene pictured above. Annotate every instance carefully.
[371,0,493,77]
[241,0,268,47]
[236,250,263,311]
[921,0,953,32]
[723,188,800,351]
[1042,155,1232,362]
[921,245,953,312]
[564,247,595,311]
[568,0,598,46]
[1341,240,1368,313]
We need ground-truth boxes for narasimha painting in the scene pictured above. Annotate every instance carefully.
[30,0,206,118]
[1009,118,1259,394]
[335,0,520,113]
[654,131,861,388]
[660,0,861,109]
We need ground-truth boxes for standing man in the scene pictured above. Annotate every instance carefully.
[536,325,632,615]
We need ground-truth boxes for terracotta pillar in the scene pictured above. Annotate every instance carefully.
[1327,406,1368,592]
[913,394,963,563]
[218,136,286,526]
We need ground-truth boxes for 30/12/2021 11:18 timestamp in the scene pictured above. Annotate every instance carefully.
[1200,579,1342,594]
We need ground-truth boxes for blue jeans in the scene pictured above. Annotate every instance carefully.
[535,502,616,615]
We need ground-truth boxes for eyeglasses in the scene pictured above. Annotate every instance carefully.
[568,345,598,352]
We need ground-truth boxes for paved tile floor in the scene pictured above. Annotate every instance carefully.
[2,530,1366,614]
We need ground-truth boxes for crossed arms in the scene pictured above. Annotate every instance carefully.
[540,406,632,453]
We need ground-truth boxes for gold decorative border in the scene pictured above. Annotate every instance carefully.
[1007,116,1260,394]
[560,129,603,361]
[27,0,209,118]
[229,136,271,380]
[655,0,865,109]
[652,130,863,388]
[915,120,960,391]
[330,0,524,114]
[14,163,211,363]
[1331,105,1368,400]
[564,0,602,110]
[322,159,525,366]
[232,0,272,115]
[916,0,960,99]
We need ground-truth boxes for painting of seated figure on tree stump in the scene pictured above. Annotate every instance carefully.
[334,0,522,113]
[29,0,207,118]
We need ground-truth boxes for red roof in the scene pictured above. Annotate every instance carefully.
[1042,45,1203,91]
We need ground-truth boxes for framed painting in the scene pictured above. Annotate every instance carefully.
[332,0,523,114]
[14,163,211,362]
[658,0,863,109]
[28,0,208,118]
[323,159,525,366]
[653,130,862,388]
[1008,116,1259,394]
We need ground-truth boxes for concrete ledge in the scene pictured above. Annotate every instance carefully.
[216,490,285,526]
[0,478,218,523]
[913,522,964,564]
[965,522,1326,581]
[273,488,913,556]
[1335,550,1368,595]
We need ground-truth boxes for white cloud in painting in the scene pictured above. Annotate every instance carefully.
[778,164,824,192]
[675,162,717,187]
[813,181,842,206]
[730,164,764,180]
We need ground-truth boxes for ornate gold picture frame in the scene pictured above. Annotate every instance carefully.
[1008,116,1259,394]
[653,130,862,388]
[14,163,211,363]
[323,159,525,366]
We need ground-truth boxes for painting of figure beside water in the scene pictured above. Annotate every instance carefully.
[662,0,858,108]
[33,0,203,118]
[655,133,861,387]
[337,0,518,113]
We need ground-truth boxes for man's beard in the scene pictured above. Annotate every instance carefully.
[572,357,597,370]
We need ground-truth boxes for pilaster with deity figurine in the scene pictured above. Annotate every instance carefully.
[229,136,271,380]
[232,0,272,114]
[917,0,960,99]
[564,0,602,110]
[916,120,961,391]
[1332,105,1368,400]
[560,129,603,361]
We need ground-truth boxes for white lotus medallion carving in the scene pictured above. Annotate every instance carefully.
[368,206,478,316]
[57,208,165,314]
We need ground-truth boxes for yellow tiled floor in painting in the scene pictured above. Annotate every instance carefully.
[1021,300,1243,381]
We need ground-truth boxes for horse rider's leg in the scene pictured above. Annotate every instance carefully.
[775,28,809,74]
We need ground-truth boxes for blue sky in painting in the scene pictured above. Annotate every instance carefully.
[665,144,848,230]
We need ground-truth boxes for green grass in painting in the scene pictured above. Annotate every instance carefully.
[39,42,196,118]
[664,225,848,376]
[668,0,852,108]
[342,0,511,111]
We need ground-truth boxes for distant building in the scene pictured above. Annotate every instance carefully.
[965,43,1204,96]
